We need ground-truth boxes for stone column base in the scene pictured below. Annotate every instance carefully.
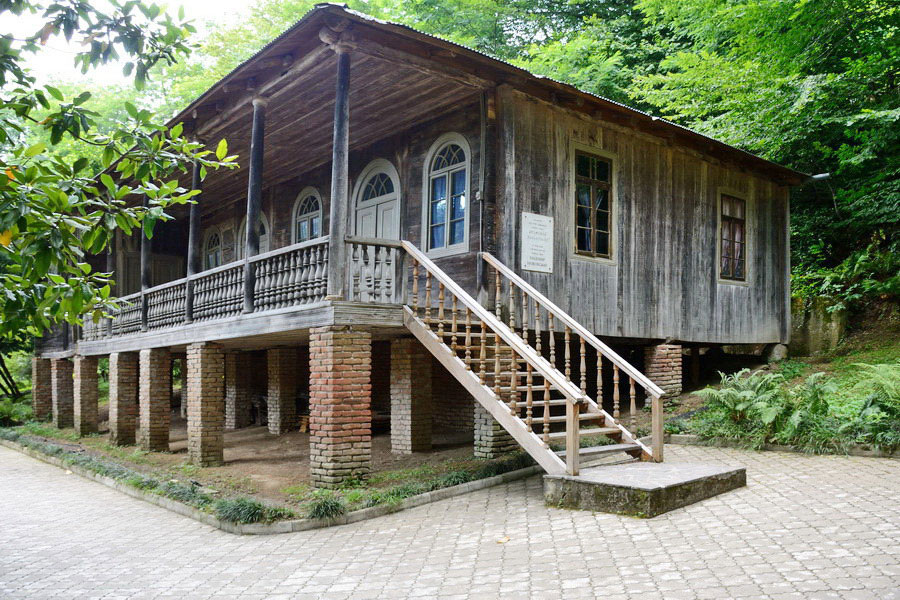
[139,348,171,452]
[73,355,99,436]
[31,357,52,421]
[644,344,683,398]
[109,352,138,446]
[474,403,517,458]
[186,343,225,467]
[50,358,74,429]
[390,338,432,454]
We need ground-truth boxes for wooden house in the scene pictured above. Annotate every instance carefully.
[32,4,805,486]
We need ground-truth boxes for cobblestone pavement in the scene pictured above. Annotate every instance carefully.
[1,444,898,600]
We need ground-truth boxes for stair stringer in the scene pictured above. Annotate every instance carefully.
[403,307,567,476]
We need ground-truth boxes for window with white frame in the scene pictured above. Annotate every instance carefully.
[204,229,222,269]
[293,189,322,243]
[236,213,270,259]
[425,136,469,254]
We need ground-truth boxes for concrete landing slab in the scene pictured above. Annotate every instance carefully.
[544,462,746,518]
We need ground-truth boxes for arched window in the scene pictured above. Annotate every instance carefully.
[236,213,270,259]
[292,188,322,243]
[353,159,401,239]
[424,134,470,255]
[204,229,222,269]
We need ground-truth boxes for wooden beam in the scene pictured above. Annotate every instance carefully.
[326,50,351,299]
[242,97,267,313]
[196,44,332,137]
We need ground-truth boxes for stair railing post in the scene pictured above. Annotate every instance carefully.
[565,398,580,476]
[651,393,664,462]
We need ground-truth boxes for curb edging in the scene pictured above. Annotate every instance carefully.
[662,433,897,458]
[0,438,542,535]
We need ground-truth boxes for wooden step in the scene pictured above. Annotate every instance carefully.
[544,413,606,424]
[545,427,620,441]
[555,442,640,459]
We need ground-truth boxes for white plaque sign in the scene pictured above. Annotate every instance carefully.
[521,212,554,273]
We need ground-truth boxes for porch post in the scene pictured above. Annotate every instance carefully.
[185,159,202,322]
[140,195,150,331]
[243,97,267,314]
[326,49,350,299]
[106,232,116,336]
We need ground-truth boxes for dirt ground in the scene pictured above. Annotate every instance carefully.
[68,405,479,504]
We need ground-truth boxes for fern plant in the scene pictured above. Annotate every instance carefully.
[695,369,785,423]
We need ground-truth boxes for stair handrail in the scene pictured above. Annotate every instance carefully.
[481,252,665,399]
[400,241,591,408]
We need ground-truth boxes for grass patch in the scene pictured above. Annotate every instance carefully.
[305,490,346,520]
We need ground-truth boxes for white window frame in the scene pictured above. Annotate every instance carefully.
[236,212,271,259]
[716,187,752,287]
[351,158,401,238]
[202,226,224,270]
[422,132,472,258]
[291,186,324,244]
[569,140,617,266]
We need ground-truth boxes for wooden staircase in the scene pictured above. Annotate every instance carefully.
[394,240,665,477]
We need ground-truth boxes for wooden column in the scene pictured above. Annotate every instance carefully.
[139,195,150,331]
[326,49,350,299]
[243,97,267,313]
[185,159,202,322]
[106,231,116,336]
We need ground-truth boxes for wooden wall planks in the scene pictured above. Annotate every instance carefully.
[495,88,789,345]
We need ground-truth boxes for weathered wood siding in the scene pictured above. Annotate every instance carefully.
[496,88,790,345]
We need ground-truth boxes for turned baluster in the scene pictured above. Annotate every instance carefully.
[437,282,445,336]
[597,354,604,408]
[542,379,551,446]
[450,295,458,351]
[508,282,516,332]
[464,307,472,370]
[494,267,502,320]
[580,338,587,394]
[613,363,621,421]
[521,289,529,345]
[525,363,534,430]
[373,245,384,301]
[564,326,572,381]
[424,270,432,327]
[548,313,556,367]
[411,260,419,313]
[630,376,637,431]
[534,304,542,356]
[508,346,518,415]
[297,249,309,304]
[479,320,486,384]
[493,328,501,400]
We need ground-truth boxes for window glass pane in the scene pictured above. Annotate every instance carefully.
[734,198,745,218]
[577,206,591,227]
[431,198,446,225]
[734,242,744,261]
[298,221,309,241]
[311,216,320,238]
[577,228,591,252]
[576,183,591,207]
[596,188,609,211]
[596,210,610,233]
[449,220,465,245]
[595,159,610,182]
[451,169,466,197]
[430,224,445,249]
[735,260,745,279]
[451,194,466,221]
[722,239,732,259]
[595,231,609,256]
[722,197,732,217]
[576,154,591,178]
[734,223,743,243]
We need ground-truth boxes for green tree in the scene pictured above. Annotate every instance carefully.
[0,0,236,342]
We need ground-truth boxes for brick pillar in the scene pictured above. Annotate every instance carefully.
[109,352,138,446]
[50,358,74,429]
[186,343,225,466]
[31,357,52,421]
[73,356,98,436]
[390,338,432,454]
[309,326,371,488]
[225,352,253,429]
[474,402,517,458]
[267,348,298,435]
[644,343,683,398]
[138,348,171,452]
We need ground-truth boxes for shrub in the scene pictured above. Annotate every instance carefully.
[845,362,900,451]
[437,470,472,487]
[215,497,266,524]
[0,399,31,426]
[159,481,212,508]
[305,490,346,520]
[124,475,159,490]
[0,427,21,441]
